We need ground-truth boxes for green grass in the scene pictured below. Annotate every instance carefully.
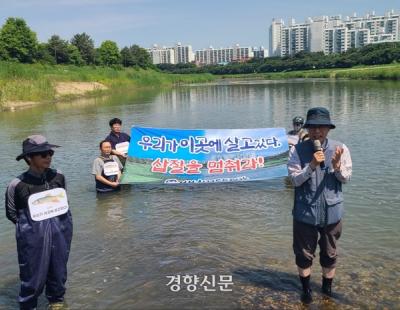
[0,62,215,105]
[220,63,400,81]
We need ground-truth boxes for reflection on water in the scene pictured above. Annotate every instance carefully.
[0,80,399,309]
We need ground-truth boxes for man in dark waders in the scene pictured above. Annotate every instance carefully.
[92,140,123,193]
[287,108,352,303]
[5,135,73,310]
[105,118,131,166]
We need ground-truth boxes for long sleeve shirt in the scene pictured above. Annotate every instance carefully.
[288,142,352,187]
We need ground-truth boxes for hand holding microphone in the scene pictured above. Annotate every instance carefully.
[310,140,325,170]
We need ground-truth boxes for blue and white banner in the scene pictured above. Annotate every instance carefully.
[121,127,289,184]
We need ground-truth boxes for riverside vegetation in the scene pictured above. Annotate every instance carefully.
[0,62,214,109]
[0,17,213,109]
[219,63,400,80]
[158,42,400,80]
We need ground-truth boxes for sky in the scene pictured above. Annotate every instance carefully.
[0,0,399,50]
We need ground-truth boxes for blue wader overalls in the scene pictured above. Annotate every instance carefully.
[7,169,73,309]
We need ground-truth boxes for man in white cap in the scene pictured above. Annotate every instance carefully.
[5,135,73,310]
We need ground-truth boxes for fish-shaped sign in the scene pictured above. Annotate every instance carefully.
[28,188,69,221]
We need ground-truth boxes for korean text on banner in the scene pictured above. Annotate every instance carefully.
[120,127,289,184]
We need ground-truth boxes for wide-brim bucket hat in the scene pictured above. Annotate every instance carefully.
[16,135,60,161]
[303,107,335,129]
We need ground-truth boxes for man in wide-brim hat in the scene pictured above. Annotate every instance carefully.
[6,135,73,310]
[287,107,352,304]
[15,134,60,161]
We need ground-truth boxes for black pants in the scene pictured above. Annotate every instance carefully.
[293,220,342,269]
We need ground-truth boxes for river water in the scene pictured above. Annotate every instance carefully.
[0,79,399,309]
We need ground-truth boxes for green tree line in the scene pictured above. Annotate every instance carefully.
[157,43,400,75]
[0,17,153,68]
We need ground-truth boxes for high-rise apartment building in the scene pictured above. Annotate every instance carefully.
[232,44,254,62]
[147,45,175,64]
[253,46,268,59]
[269,19,283,57]
[148,43,195,64]
[150,44,263,65]
[270,10,400,56]
[174,43,195,64]
[195,47,234,65]
[194,45,255,65]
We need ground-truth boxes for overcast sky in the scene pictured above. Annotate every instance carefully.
[0,0,398,50]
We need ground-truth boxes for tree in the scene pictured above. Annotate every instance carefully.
[129,44,152,68]
[94,48,101,65]
[120,46,133,67]
[67,44,84,66]
[36,43,56,64]
[97,40,120,66]
[71,32,95,65]
[121,45,153,68]
[0,17,38,63]
[47,35,70,64]
[0,41,6,60]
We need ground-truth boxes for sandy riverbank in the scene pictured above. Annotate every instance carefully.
[55,82,107,96]
[2,81,108,111]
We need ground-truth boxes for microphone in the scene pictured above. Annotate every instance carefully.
[313,140,325,169]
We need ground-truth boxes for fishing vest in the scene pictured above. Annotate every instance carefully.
[293,139,344,226]
[95,156,120,193]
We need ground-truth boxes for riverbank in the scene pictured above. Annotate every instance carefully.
[0,62,215,111]
[220,63,400,80]
[3,62,399,111]
[1,81,109,111]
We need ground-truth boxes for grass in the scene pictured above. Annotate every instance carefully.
[0,62,215,105]
[219,63,400,81]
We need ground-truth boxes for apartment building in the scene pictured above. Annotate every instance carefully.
[194,45,255,65]
[270,10,400,56]
[232,44,254,62]
[174,43,195,64]
[269,19,283,57]
[147,45,175,64]
[148,43,194,64]
[195,47,234,65]
[253,46,268,59]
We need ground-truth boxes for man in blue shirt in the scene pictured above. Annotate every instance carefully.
[287,107,352,304]
[105,118,131,165]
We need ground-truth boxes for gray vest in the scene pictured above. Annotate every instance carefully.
[293,139,344,226]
